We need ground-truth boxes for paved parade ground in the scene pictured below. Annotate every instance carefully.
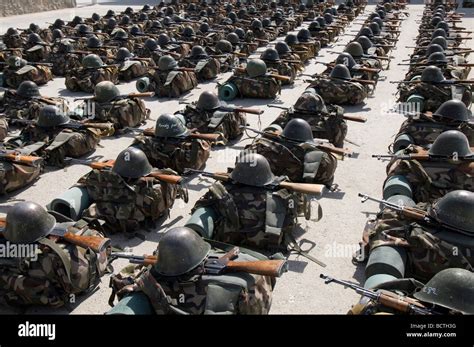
[0,3,472,314]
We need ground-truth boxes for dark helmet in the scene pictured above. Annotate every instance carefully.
[282,118,314,143]
[116,47,133,61]
[230,153,276,187]
[82,54,105,69]
[344,41,364,58]
[105,9,116,17]
[330,64,352,81]
[7,56,26,69]
[316,16,326,28]
[431,16,443,28]
[120,15,131,25]
[373,17,384,29]
[113,28,128,40]
[37,105,70,128]
[285,34,299,45]
[262,18,272,28]
[188,3,197,11]
[86,35,102,48]
[359,26,374,39]
[165,6,175,16]
[91,13,101,22]
[294,91,327,113]
[28,23,39,32]
[158,55,177,71]
[197,91,221,111]
[6,27,20,36]
[142,4,151,12]
[154,113,189,138]
[151,20,162,29]
[124,7,134,15]
[4,202,56,244]
[251,19,263,30]
[163,16,174,26]
[237,8,247,18]
[199,22,210,33]
[190,45,208,58]
[52,29,65,40]
[427,52,448,64]
[432,28,447,39]
[368,22,381,35]
[420,65,445,83]
[71,15,84,25]
[308,21,321,32]
[336,52,357,69]
[414,268,474,314]
[130,26,143,36]
[94,81,120,103]
[431,36,448,50]
[27,33,43,45]
[234,28,245,39]
[182,26,195,37]
[154,227,211,276]
[275,42,291,55]
[428,130,473,158]
[425,43,445,57]
[377,9,385,19]
[157,33,170,46]
[216,40,233,54]
[53,18,65,28]
[248,5,257,14]
[112,147,153,179]
[227,33,240,45]
[429,190,474,235]
[107,18,117,29]
[357,36,373,52]
[76,24,93,36]
[436,21,450,32]
[368,12,380,20]
[261,47,280,62]
[228,11,238,23]
[297,28,312,42]
[323,13,333,24]
[206,7,215,16]
[57,39,74,53]
[246,59,267,78]
[17,81,40,98]
[433,99,470,122]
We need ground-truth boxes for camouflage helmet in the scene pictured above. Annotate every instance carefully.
[413,268,474,314]
[420,65,445,83]
[199,22,210,33]
[113,28,128,40]
[246,59,267,78]
[27,33,43,45]
[316,16,326,28]
[120,15,131,25]
[285,34,299,45]
[52,29,65,40]
[251,19,263,30]
[336,52,357,70]
[344,42,364,58]
[37,105,70,128]
[359,26,374,38]
[190,45,208,58]
[230,153,276,187]
[428,130,473,158]
[436,21,450,32]
[154,227,211,276]
[216,40,233,53]
[261,47,280,62]
[94,81,120,103]
[275,42,291,55]
[282,118,314,143]
[431,36,448,50]
[234,28,245,39]
[107,18,117,29]
[226,33,240,45]
[112,147,153,179]
[76,24,93,35]
[308,21,321,32]
[154,113,189,138]
[4,202,56,244]
[116,47,133,61]
[82,54,106,69]
[158,55,177,71]
[17,81,40,98]
[330,64,352,81]
[357,36,373,52]
[432,28,447,39]
[368,22,381,35]
[157,33,170,46]
[425,43,445,57]
[295,90,327,113]
[91,13,101,22]
[323,13,333,24]
[429,190,474,235]
[297,28,312,42]
[427,52,448,64]
[182,26,195,37]
[86,35,102,48]
[197,91,221,111]
[433,99,470,122]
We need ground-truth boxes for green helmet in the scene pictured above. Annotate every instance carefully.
[6,27,20,36]
[430,36,448,50]
[112,147,153,179]
[357,36,373,52]
[413,268,474,314]
[154,113,189,138]
[52,29,65,40]
[251,19,263,30]
[86,35,102,48]
[429,190,474,235]
[17,81,40,98]
[234,28,245,39]
[57,39,74,54]
[120,15,131,25]
[427,52,448,64]
[107,18,117,29]
[53,18,65,28]
[330,64,352,81]
[261,47,280,62]
[282,118,314,143]
[344,42,364,58]
[336,52,356,70]
[8,56,27,68]
[368,22,381,35]
[359,27,374,38]
[432,28,447,39]
[275,42,291,55]
[158,55,177,71]
[182,26,195,37]
[116,47,133,61]
[420,65,445,83]
[285,34,299,46]
[91,13,101,21]
[246,59,267,78]
[230,153,276,187]
[158,34,170,47]
[309,21,321,32]
[323,13,333,24]
[428,130,473,158]
[145,38,158,51]
[76,24,93,35]
[436,21,450,32]
[297,28,312,42]
[4,201,56,244]
[190,45,208,58]
[37,105,70,128]
[216,40,233,54]
[154,227,211,276]
[425,44,444,57]
[197,91,221,111]
[433,99,470,122]
[27,33,43,45]
[294,91,327,113]
[226,33,240,45]
[94,81,120,103]
[82,54,106,69]
[113,28,129,40]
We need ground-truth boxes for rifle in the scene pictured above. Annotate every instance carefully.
[391,79,474,85]
[184,168,326,195]
[315,61,381,73]
[0,150,43,166]
[242,126,354,157]
[0,61,53,67]
[268,104,367,123]
[11,118,114,131]
[320,274,440,315]
[66,158,185,185]
[73,92,154,101]
[372,153,474,173]
[358,193,472,235]
[328,51,392,61]
[139,127,221,142]
[0,218,110,253]
[217,105,264,115]
[112,248,288,277]
[234,67,291,82]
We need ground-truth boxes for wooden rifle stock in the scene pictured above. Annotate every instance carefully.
[0,153,43,166]
[352,78,376,85]
[127,92,155,98]
[177,67,196,72]
[378,289,432,314]
[142,128,220,142]
[343,114,367,123]
[277,181,325,195]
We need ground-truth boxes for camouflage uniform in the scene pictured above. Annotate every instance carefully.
[3,64,53,89]
[308,77,368,105]
[144,69,198,98]
[226,74,281,99]
[65,66,119,93]
[0,158,42,195]
[86,97,150,129]
[118,60,149,82]
[1,91,66,121]
[179,57,221,81]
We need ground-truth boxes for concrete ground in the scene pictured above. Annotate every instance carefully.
[0,4,472,314]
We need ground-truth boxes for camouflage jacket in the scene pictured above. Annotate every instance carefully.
[308,78,368,105]
[146,69,198,98]
[0,220,109,307]
[48,52,82,77]
[65,66,119,93]
[227,74,281,99]
[179,57,221,81]
[1,91,67,121]
[180,104,247,145]
[117,60,149,82]
[109,247,274,314]
[3,65,53,89]
[90,97,150,129]
[132,134,211,173]
[0,159,42,195]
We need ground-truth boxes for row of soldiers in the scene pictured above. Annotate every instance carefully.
[0,0,373,314]
[328,2,474,315]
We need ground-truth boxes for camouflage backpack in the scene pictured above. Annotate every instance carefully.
[4,65,53,89]
[65,67,119,93]
[180,58,221,81]
[0,159,42,195]
[92,97,149,129]
[118,60,149,82]
[309,78,368,105]
[227,75,281,99]
[147,70,198,98]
